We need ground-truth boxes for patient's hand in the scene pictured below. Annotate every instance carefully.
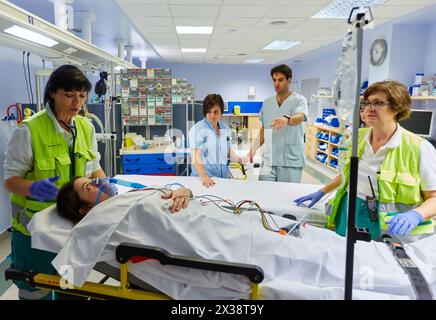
[161,187,191,213]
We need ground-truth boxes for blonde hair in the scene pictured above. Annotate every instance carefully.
[363,80,411,121]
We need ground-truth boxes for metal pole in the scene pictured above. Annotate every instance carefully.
[35,74,42,111]
[344,14,365,301]
[111,62,117,176]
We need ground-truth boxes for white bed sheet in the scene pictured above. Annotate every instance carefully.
[27,186,436,300]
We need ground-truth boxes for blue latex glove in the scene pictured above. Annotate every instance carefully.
[91,178,118,197]
[294,190,325,208]
[386,210,424,236]
[29,176,60,201]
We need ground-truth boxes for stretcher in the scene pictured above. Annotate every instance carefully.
[5,177,436,300]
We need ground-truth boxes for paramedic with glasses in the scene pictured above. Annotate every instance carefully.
[294,80,436,242]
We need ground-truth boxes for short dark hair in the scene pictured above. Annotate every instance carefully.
[270,64,292,79]
[56,177,87,224]
[203,94,224,116]
[44,64,92,110]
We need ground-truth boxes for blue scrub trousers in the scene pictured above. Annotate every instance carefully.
[259,166,303,183]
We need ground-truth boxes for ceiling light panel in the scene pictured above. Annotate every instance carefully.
[243,58,265,63]
[4,25,59,47]
[312,0,386,18]
[181,48,207,53]
[176,26,213,34]
[262,40,302,50]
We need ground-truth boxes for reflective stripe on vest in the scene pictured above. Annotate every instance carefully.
[10,110,95,234]
[326,127,434,235]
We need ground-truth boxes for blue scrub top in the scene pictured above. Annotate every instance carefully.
[188,118,232,178]
[260,93,308,167]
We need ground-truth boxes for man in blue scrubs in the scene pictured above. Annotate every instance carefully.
[247,64,308,183]
[188,94,242,187]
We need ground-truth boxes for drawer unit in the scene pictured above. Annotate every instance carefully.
[121,153,176,175]
[123,164,175,175]
[122,153,175,165]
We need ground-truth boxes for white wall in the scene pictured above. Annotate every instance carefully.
[388,24,428,86]
[0,45,49,234]
[424,22,436,77]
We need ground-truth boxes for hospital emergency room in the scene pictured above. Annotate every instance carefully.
[1,0,436,302]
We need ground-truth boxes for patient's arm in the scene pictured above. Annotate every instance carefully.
[161,187,192,213]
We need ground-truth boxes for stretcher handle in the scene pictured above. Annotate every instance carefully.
[116,242,264,284]
[4,268,35,286]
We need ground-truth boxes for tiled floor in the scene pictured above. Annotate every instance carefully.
[0,166,326,300]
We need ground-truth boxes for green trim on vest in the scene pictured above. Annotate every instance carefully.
[326,126,434,235]
[10,110,96,234]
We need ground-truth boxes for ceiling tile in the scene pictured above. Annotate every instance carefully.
[132,17,173,26]
[172,17,216,26]
[170,5,220,17]
[215,17,261,27]
[275,0,331,5]
[213,26,253,35]
[169,0,222,4]
[179,38,210,47]
[223,0,277,4]
[220,5,271,18]
[295,18,345,28]
[119,4,171,16]
[140,26,176,33]
[146,33,179,41]
[265,6,321,18]
[257,17,304,28]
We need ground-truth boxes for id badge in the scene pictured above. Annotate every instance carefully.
[85,161,93,178]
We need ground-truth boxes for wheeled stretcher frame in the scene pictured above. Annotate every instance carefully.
[5,243,264,300]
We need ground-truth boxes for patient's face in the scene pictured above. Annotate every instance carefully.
[74,177,110,205]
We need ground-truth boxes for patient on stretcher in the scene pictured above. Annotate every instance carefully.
[56,177,192,223]
[47,177,436,300]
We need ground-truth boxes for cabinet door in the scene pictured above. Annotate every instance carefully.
[123,164,175,175]
[122,153,175,165]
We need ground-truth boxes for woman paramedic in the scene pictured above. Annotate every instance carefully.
[294,80,436,241]
[188,94,244,187]
[2,64,107,300]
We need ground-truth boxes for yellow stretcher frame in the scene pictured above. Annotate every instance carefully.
[229,163,248,180]
[5,243,264,300]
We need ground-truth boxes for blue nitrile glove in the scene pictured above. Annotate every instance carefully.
[294,190,325,208]
[91,178,118,197]
[29,176,60,201]
[386,210,424,236]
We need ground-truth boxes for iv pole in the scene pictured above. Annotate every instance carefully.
[344,7,374,300]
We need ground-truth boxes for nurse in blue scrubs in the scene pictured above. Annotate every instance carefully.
[188,94,243,187]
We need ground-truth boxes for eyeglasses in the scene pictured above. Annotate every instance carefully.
[360,100,389,109]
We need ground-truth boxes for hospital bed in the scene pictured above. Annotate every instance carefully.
[5,177,436,300]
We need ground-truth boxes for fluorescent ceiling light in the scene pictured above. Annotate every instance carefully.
[262,40,301,51]
[243,58,265,64]
[4,25,59,47]
[176,26,213,34]
[312,0,385,19]
[181,48,207,53]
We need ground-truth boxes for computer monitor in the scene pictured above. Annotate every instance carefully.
[399,109,434,137]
